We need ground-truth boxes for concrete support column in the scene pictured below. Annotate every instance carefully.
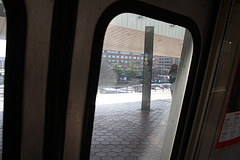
[141,26,154,111]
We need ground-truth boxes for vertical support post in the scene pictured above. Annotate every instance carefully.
[141,26,154,111]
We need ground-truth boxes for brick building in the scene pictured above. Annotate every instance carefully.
[102,50,179,82]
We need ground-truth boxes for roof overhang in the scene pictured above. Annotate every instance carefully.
[103,24,183,58]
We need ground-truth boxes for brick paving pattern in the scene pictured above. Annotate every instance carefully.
[90,99,171,160]
[0,94,170,160]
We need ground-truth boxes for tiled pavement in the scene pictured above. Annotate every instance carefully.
[90,98,172,160]
[0,96,170,160]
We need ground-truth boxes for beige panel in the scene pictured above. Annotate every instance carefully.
[21,0,54,159]
[63,0,112,159]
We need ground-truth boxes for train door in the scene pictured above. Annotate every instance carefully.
[2,0,222,160]
[188,0,240,159]
[66,1,220,160]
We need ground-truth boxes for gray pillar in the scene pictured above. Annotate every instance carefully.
[141,26,154,111]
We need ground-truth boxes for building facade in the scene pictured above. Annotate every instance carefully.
[102,50,179,82]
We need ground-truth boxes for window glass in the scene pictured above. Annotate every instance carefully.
[0,1,6,158]
[91,13,193,160]
[107,50,118,54]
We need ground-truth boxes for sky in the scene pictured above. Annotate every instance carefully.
[0,40,6,58]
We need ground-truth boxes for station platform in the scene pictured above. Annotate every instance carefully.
[91,92,171,160]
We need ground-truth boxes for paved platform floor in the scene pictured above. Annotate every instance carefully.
[0,93,171,160]
[90,98,171,160]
